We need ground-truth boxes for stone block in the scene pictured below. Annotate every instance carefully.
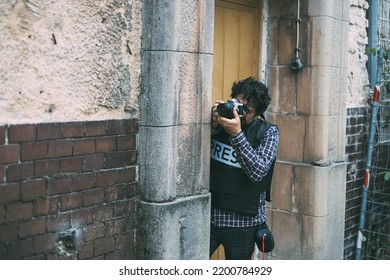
[307,0,350,22]
[269,162,294,212]
[304,115,346,163]
[141,51,213,127]
[302,212,345,259]
[137,193,211,260]
[267,67,297,114]
[267,211,303,259]
[176,124,210,197]
[270,113,305,162]
[308,16,348,69]
[142,0,214,53]
[138,126,177,202]
[293,163,347,216]
[268,208,345,260]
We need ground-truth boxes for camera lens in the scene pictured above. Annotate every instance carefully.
[217,102,234,119]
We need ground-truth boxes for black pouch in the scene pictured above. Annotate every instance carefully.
[255,223,275,253]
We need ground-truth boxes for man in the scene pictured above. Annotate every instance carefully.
[209,76,279,260]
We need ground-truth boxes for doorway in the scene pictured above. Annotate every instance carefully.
[211,0,263,260]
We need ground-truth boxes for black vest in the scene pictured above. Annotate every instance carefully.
[210,119,276,217]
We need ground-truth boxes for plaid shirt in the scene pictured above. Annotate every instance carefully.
[211,124,279,228]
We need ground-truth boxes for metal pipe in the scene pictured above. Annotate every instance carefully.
[291,0,303,70]
[295,0,300,58]
[355,0,382,258]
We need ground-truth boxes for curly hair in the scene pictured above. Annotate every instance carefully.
[230,76,271,116]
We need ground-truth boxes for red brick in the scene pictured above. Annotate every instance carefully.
[37,123,61,140]
[96,170,116,187]
[73,138,95,155]
[47,139,72,158]
[0,144,20,164]
[0,183,20,203]
[71,208,94,227]
[124,246,136,260]
[105,151,137,169]
[107,120,126,135]
[48,177,72,195]
[107,119,138,135]
[85,121,107,137]
[34,159,60,177]
[84,223,105,242]
[34,233,57,254]
[93,205,114,222]
[94,236,115,256]
[21,142,48,161]
[4,238,33,259]
[83,188,105,207]
[105,219,126,236]
[116,167,136,183]
[0,224,18,243]
[6,162,34,182]
[115,200,135,217]
[20,218,46,238]
[0,165,4,183]
[0,204,4,224]
[34,197,59,216]
[127,119,138,134]
[96,136,117,153]
[116,231,135,249]
[60,157,83,173]
[8,124,36,143]
[61,122,85,138]
[117,135,136,150]
[21,179,46,200]
[106,185,125,202]
[83,154,104,171]
[79,241,94,259]
[46,213,71,233]
[60,193,82,211]
[7,202,33,222]
[0,126,5,145]
[73,173,95,191]
[126,182,138,198]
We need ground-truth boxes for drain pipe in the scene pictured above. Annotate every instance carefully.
[355,0,380,260]
[291,0,303,71]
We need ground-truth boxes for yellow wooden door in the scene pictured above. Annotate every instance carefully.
[211,0,262,260]
[212,0,262,102]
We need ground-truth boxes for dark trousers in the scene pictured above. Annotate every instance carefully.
[210,225,258,260]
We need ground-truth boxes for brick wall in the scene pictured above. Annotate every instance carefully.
[344,107,369,259]
[0,119,138,259]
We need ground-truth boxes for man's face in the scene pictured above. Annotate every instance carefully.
[236,94,257,125]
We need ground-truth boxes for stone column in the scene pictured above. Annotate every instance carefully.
[137,0,214,259]
[267,0,348,259]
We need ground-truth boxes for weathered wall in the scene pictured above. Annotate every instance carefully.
[0,119,138,259]
[348,0,370,107]
[0,0,141,259]
[267,0,348,259]
[344,0,370,259]
[0,0,141,124]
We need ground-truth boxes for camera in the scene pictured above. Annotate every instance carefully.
[216,98,247,119]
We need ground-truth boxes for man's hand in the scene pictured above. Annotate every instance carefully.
[218,108,241,136]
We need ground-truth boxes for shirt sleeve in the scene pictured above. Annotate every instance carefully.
[228,125,279,182]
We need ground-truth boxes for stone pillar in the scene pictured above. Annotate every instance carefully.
[137,0,214,259]
[267,0,349,259]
